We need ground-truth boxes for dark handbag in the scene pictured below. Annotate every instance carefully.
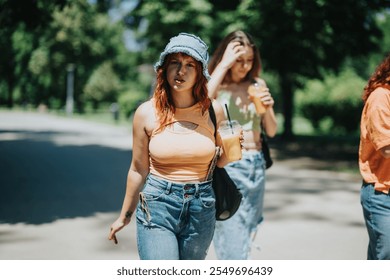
[212,166,242,220]
[208,104,242,221]
[261,128,273,169]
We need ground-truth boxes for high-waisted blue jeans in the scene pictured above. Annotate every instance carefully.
[213,150,266,259]
[136,174,216,260]
[361,183,390,260]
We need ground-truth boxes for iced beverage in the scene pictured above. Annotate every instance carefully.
[218,120,242,162]
[248,82,268,115]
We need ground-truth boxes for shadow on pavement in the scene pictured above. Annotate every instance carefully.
[0,130,131,225]
[267,134,360,174]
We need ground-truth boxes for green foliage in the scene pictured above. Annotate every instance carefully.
[130,0,387,137]
[0,0,131,111]
[118,65,154,119]
[129,0,213,62]
[1,0,389,133]
[84,62,122,109]
[118,84,149,119]
[296,69,366,134]
[45,1,127,110]
[261,71,282,112]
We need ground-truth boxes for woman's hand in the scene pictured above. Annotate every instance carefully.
[219,41,247,70]
[259,87,275,108]
[108,216,130,245]
[239,129,245,149]
[248,86,275,109]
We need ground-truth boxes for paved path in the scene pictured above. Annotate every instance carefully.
[0,111,367,260]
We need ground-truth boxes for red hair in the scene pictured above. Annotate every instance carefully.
[362,53,390,103]
[153,53,210,131]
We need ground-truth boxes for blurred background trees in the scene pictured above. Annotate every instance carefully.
[1,0,389,137]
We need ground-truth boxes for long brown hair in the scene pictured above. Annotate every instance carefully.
[362,53,390,103]
[153,53,210,130]
[208,30,261,83]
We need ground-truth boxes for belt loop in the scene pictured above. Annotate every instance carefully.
[195,184,200,196]
[165,182,172,194]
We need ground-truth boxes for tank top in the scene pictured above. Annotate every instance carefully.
[149,103,215,182]
[216,87,261,133]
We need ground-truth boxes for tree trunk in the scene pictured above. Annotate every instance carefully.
[280,73,294,140]
[6,74,14,108]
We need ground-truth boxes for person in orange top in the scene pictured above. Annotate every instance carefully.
[108,33,228,259]
[359,52,390,260]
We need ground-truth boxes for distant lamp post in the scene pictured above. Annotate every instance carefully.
[66,64,75,116]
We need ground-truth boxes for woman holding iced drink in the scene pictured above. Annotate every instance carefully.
[108,33,229,259]
[208,30,277,259]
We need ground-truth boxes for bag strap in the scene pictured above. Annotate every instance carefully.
[206,102,220,180]
[209,101,217,139]
[261,123,268,143]
[208,101,223,156]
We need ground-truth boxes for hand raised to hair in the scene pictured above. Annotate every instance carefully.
[219,41,246,70]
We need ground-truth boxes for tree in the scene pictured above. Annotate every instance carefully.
[128,0,213,63]
[0,0,129,111]
[84,61,121,109]
[43,0,127,111]
[257,0,385,138]
[209,0,386,138]
[0,0,67,107]
[128,0,388,138]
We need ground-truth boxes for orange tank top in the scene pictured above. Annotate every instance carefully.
[149,103,216,182]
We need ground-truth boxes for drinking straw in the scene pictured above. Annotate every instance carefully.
[224,104,234,133]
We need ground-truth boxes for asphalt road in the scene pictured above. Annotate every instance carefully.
[0,110,368,260]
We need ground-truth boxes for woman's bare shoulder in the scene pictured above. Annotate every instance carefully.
[134,100,154,118]
[133,99,157,131]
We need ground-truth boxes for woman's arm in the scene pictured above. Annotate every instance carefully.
[262,107,278,138]
[257,78,278,138]
[108,102,152,244]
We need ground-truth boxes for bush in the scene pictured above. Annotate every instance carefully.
[296,69,366,134]
[118,65,154,120]
[118,83,150,119]
[84,62,121,109]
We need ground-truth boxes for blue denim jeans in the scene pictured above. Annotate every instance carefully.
[136,174,216,260]
[213,150,266,259]
[361,183,390,260]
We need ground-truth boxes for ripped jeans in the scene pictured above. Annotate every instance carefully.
[213,150,266,259]
[136,174,216,260]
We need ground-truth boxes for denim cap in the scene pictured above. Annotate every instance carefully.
[154,33,211,81]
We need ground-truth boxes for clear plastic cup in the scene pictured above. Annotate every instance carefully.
[218,120,242,162]
[248,82,268,115]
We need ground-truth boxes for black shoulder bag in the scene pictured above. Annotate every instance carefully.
[207,104,242,221]
[261,126,273,169]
